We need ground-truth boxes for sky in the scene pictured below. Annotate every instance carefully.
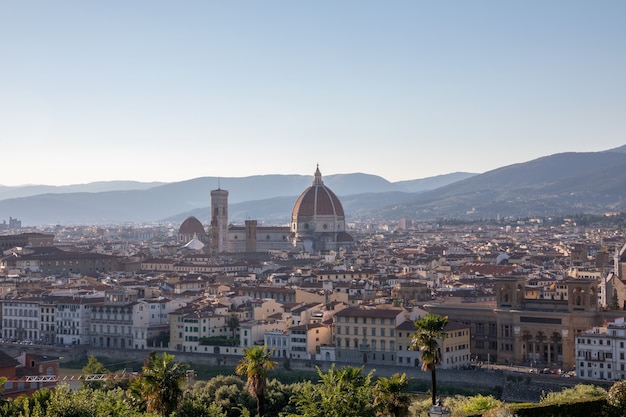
[1,1,625,186]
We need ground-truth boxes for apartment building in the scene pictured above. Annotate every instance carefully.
[576,317,626,381]
[2,298,40,341]
[131,297,186,350]
[395,320,471,369]
[334,306,406,366]
[90,289,138,349]
[55,296,100,346]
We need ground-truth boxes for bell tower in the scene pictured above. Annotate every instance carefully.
[210,187,229,254]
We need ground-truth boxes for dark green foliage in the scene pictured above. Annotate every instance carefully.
[199,337,239,346]
[284,365,376,417]
[373,373,411,417]
[140,351,189,417]
[172,396,227,417]
[15,384,148,417]
[510,398,615,417]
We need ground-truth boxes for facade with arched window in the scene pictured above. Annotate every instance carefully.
[425,277,624,369]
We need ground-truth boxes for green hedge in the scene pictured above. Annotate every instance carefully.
[509,398,619,417]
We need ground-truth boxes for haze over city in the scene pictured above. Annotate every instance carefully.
[1,1,625,186]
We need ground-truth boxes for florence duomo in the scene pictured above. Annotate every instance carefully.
[178,165,354,256]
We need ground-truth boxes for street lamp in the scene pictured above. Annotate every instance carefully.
[429,400,451,417]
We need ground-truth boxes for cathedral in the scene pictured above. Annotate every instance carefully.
[178,165,353,254]
[290,165,354,253]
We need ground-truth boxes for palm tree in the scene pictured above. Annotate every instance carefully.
[140,351,189,417]
[373,373,411,417]
[410,313,448,406]
[235,344,277,417]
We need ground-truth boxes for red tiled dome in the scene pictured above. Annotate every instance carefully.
[179,216,205,235]
[292,166,345,219]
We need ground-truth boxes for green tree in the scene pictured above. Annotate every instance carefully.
[444,394,502,415]
[539,384,606,404]
[608,380,626,415]
[373,373,411,417]
[235,345,277,417]
[172,396,227,417]
[82,356,110,390]
[410,313,448,406]
[140,351,189,417]
[182,375,253,417]
[286,365,376,417]
[44,383,148,417]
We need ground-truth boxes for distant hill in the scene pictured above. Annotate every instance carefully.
[605,145,626,154]
[371,150,626,220]
[0,172,468,226]
[0,181,166,200]
[393,172,476,193]
[2,145,626,226]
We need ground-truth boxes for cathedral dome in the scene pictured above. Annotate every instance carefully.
[179,216,205,236]
[291,166,345,219]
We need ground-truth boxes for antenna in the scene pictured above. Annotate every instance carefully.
[217,177,221,190]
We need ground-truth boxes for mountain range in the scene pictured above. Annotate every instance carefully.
[1,146,626,226]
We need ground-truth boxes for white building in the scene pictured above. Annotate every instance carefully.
[2,298,40,341]
[576,317,626,381]
[54,296,99,346]
[132,297,186,350]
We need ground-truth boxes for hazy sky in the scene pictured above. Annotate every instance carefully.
[1,1,625,186]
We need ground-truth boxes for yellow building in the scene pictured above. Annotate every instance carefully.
[334,306,406,366]
[395,320,471,369]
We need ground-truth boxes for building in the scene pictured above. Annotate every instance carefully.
[54,296,99,346]
[178,216,208,245]
[0,351,59,398]
[210,188,229,254]
[227,223,292,253]
[0,232,53,251]
[2,298,40,342]
[3,246,120,276]
[576,317,626,381]
[395,319,471,369]
[90,289,137,349]
[334,306,406,366]
[286,322,332,360]
[290,165,354,253]
[425,277,610,369]
[131,297,184,350]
